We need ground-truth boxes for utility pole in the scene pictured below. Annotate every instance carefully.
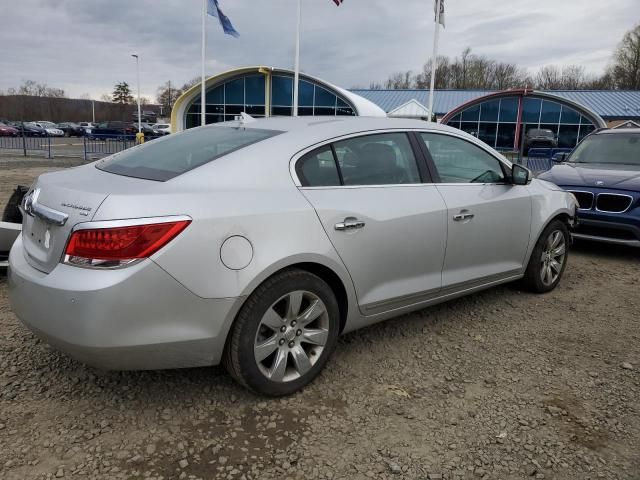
[132,54,142,133]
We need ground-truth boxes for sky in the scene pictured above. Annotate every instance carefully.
[0,0,637,101]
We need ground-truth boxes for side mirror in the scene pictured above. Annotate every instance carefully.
[553,152,569,163]
[512,164,531,185]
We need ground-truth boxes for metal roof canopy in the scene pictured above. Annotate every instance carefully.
[350,88,640,121]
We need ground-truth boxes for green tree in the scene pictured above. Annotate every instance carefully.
[112,81,133,104]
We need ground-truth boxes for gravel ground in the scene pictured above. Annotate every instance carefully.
[0,158,638,480]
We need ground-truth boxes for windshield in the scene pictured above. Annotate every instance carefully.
[97,126,282,181]
[569,133,640,166]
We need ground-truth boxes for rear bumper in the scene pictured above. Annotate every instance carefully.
[8,236,243,369]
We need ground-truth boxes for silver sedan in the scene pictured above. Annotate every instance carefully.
[8,117,578,396]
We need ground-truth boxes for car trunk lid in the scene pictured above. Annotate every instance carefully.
[20,164,159,274]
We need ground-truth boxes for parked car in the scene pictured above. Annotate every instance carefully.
[34,122,64,137]
[78,122,97,135]
[1,186,27,267]
[538,128,640,247]
[0,122,19,137]
[524,128,558,153]
[7,117,577,396]
[10,122,47,137]
[88,121,137,139]
[133,110,158,123]
[57,122,85,137]
[152,123,172,135]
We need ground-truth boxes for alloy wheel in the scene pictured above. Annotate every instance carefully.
[254,290,330,383]
[540,230,566,287]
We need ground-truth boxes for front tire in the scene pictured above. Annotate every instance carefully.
[522,219,570,293]
[224,269,340,396]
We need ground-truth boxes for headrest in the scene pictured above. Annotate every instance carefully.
[360,143,397,171]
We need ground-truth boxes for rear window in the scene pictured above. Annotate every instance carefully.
[97,126,282,181]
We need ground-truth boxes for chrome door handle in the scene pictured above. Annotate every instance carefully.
[335,218,366,231]
[453,211,474,222]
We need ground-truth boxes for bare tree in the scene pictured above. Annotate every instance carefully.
[535,66,563,89]
[492,62,527,90]
[156,81,183,114]
[610,23,640,89]
[181,77,201,91]
[415,56,450,89]
[560,65,587,89]
[385,71,413,89]
[584,72,614,90]
[99,93,112,102]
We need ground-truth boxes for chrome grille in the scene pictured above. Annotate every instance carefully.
[568,191,594,210]
[596,194,633,213]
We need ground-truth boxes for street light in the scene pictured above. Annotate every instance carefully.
[131,54,141,134]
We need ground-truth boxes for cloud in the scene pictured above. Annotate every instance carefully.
[0,0,636,100]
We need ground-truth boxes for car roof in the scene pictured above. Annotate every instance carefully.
[184,116,511,175]
[220,115,466,140]
[597,128,640,135]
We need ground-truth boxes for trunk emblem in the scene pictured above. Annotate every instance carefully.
[61,203,92,216]
[595,180,605,186]
[44,229,51,249]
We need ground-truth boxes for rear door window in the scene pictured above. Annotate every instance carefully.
[97,126,282,181]
[333,133,421,186]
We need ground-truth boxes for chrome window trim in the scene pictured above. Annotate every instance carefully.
[290,128,513,188]
[595,193,634,214]
[299,183,438,190]
[567,190,595,211]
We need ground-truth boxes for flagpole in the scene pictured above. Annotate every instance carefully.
[293,0,302,117]
[427,0,442,123]
[201,0,207,126]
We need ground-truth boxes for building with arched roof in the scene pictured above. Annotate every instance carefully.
[171,66,386,132]
[439,89,607,151]
[353,88,640,151]
[172,67,639,153]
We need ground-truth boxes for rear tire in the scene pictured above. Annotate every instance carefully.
[223,269,339,396]
[522,219,570,293]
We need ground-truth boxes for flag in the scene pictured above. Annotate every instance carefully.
[332,0,344,6]
[434,0,445,27]
[207,0,240,37]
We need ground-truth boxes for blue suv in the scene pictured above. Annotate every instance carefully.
[538,128,640,247]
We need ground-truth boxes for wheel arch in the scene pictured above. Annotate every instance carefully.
[235,255,356,335]
[524,209,574,267]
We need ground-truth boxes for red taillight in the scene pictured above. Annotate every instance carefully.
[65,220,190,265]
